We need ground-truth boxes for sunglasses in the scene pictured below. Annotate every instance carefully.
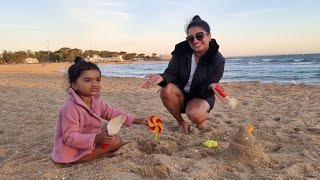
[186,32,208,43]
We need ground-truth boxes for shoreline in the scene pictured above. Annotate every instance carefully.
[1,62,320,86]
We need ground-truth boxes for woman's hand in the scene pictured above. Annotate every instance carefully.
[141,74,164,89]
[208,83,218,91]
[209,83,227,101]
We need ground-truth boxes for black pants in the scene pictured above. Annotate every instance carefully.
[181,91,215,113]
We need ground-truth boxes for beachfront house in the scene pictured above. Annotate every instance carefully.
[25,58,39,64]
[132,57,144,61]
[86,54,124,63]
[159,54,172,61]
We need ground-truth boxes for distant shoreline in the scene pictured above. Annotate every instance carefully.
[1,56,319,86]
[225,52,320,58]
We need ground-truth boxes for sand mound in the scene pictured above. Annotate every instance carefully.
[137,138,179,156]
[226,125,271,166]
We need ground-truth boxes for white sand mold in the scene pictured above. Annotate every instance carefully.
[228,97,240,109]
[107,115,126,135]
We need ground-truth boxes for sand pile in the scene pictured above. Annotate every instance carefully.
[227,125,271,166]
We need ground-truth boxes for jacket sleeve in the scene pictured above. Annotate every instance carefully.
[61,107,96,150]
[209,51,225,83]
[100,100,135,126]
[159,55,178,87]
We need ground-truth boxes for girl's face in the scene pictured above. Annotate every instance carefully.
[71,70,101,97]
[186,26,211,54]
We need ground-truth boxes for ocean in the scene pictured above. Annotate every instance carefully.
[98,53,320,85]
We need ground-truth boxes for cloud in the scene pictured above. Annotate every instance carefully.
[57,0,133,50]
[61,0,129,28]
[226,8,280,18]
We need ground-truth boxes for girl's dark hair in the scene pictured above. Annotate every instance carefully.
[67,57,101,84]
[186,15,211,33]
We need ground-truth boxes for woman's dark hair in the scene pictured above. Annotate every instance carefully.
[67,57,101,84]
[186,15,211,33]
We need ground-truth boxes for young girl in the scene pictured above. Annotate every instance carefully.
[51,57,146,163]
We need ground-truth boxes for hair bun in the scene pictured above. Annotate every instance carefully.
[74,56,84,64]
[192,15,201,21]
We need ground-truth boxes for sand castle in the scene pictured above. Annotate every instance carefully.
[227,125,271,166]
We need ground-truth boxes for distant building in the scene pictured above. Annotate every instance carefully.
[159,54,172,61]
[85,54,124,62]
[25,58,39,64]
[132,57,144,61]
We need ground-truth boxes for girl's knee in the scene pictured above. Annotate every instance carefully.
[108,135,123,152]
[114,135,122,148]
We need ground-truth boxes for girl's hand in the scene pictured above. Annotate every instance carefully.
[102,135,116,144]
[133,117,148,125]
[95,131,115,144]
[141,74,164,89]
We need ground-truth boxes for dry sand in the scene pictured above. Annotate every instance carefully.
[0,63,319,179]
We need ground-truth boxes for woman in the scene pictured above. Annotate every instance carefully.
[141,15,225,134]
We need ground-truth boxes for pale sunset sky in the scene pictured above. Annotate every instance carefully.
[0,0,319,57]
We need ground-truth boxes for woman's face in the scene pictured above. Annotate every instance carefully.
[186,26,211,54]
[71,70,101,97]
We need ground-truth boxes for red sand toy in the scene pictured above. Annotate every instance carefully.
[214,85,239,109]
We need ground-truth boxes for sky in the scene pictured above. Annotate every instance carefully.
[0,0,319,57]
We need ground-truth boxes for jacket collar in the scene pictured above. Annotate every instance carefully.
[67,88,100,111]
[171,39,219,61]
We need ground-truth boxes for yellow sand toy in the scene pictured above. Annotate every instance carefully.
[203,140,218,148]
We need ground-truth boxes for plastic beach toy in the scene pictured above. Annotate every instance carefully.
[101,115,126,149]
[214,85,239,109]
[203,140,218,148]
[246,124,254,133]
[147,116,163,144]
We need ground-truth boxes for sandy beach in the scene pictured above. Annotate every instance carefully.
[0,63,319,179]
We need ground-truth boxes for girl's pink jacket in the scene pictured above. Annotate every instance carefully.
[51,88,135,163]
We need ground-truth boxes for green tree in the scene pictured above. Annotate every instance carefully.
[14,51,27,63]
[152,53,157,58]
[65,48,82,62]
[49,51,62,62]
[35,51,48,63]
[58,47,71,61]
[1,50,14,64]
[119,51,127,56]
[99,51,109,58]
[83,50,95,58]
[137,53,145,58]
[111,52,119,57]
[123,53,137,60]
[26,49,35,58]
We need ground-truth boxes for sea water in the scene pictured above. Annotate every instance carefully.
[98,53,320,84]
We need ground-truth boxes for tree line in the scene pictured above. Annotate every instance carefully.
[0,48,159,64]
